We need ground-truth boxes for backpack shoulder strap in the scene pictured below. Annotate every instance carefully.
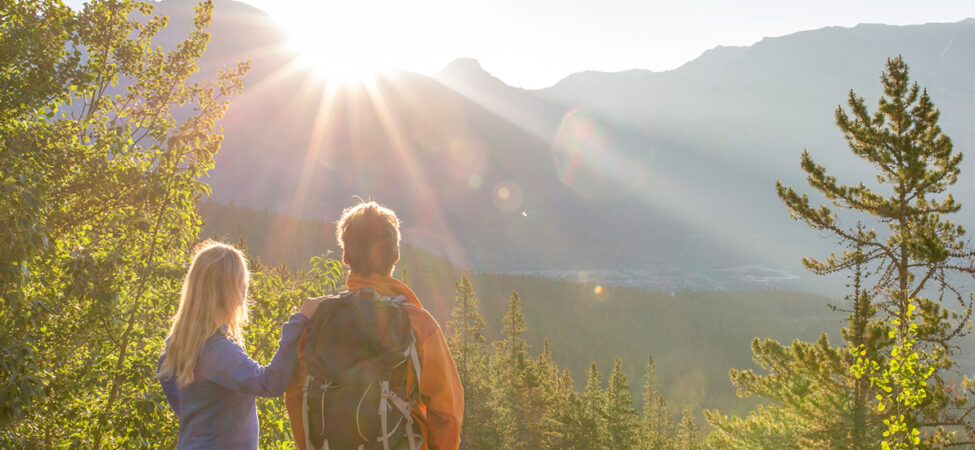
[405,331,421,386]
[302,374,314,450]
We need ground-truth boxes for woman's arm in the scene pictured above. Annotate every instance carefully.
[204,313,310,397]
[204,298,322,397]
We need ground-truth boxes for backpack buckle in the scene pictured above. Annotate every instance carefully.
[355,287,379,298]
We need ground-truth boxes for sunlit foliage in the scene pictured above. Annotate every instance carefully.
[852,298,936,449]
[0,0,247,446]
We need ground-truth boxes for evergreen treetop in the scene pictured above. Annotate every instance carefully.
[710,56,975,447]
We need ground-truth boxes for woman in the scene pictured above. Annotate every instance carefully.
[157,241,321,449]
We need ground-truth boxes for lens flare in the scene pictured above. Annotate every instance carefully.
[492,181,523,212]
[468,174,483,189]
[551,108,648,201]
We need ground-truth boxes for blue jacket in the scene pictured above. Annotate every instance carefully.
[159,314,308,449]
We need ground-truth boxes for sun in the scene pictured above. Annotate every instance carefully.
[261,1,457,85]
[284,31,394,83]
[271,4,410,84]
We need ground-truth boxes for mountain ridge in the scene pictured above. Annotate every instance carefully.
[534,18,974,90]
[148,0,975,287]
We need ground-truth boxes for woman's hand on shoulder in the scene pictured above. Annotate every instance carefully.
[298,297,325,318]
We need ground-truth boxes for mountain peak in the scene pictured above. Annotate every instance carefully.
[434,57,517,91]
[438,58,488,77]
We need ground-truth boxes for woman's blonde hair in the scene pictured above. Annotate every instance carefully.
[158,240,250,387]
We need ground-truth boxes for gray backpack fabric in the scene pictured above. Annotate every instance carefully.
[302,289,423,450]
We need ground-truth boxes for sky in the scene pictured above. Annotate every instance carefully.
[67,0,974,88]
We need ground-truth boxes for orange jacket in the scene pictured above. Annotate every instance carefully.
[284,273,464,450]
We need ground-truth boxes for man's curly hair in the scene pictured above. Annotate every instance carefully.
[336,201,401,276]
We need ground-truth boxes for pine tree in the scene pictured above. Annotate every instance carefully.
[706,334,880,448]
[447,276,492,449]
[606,357,639,449]
[708,56,975,447]
[777,55,975,444]
[536,339,568,447]
[642,355,675,449]
[449,276,487,378]
[549,367,589,449]
[497,291,529,368]
[492,290,557,449]
[490,291,539,449]
[537,339,559,387]
[492,292,530,396]
[706,238,886,448]
[842,234,885,448]
[510,359,550,449]
[676,406,700,450]
[580,361,609,448]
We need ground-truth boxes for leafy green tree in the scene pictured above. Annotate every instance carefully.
[642,355,675,449]
[852,298,936,450]
[245,255,343,446]
[606,357,639,448]
[0,0,247,447]
[1,0,78,431]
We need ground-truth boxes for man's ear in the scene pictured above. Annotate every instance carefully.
[393,248,400,264]
[343,251,349,265]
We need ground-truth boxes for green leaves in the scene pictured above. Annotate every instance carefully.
[243,255,344,447]
[1,0,246,446]
[851,300,933,448]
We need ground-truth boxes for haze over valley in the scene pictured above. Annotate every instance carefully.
[154,0,975,295]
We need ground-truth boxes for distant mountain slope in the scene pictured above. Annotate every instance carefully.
[540,20,975,277]
[156,0,975,282]
[542,20,975,226]
[544,19,975,165]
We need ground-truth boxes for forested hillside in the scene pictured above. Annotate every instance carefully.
[200,201,844,421]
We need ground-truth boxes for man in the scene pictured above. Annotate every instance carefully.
[285,201,464,449]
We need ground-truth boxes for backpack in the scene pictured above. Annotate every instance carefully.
[301,288,424,450]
